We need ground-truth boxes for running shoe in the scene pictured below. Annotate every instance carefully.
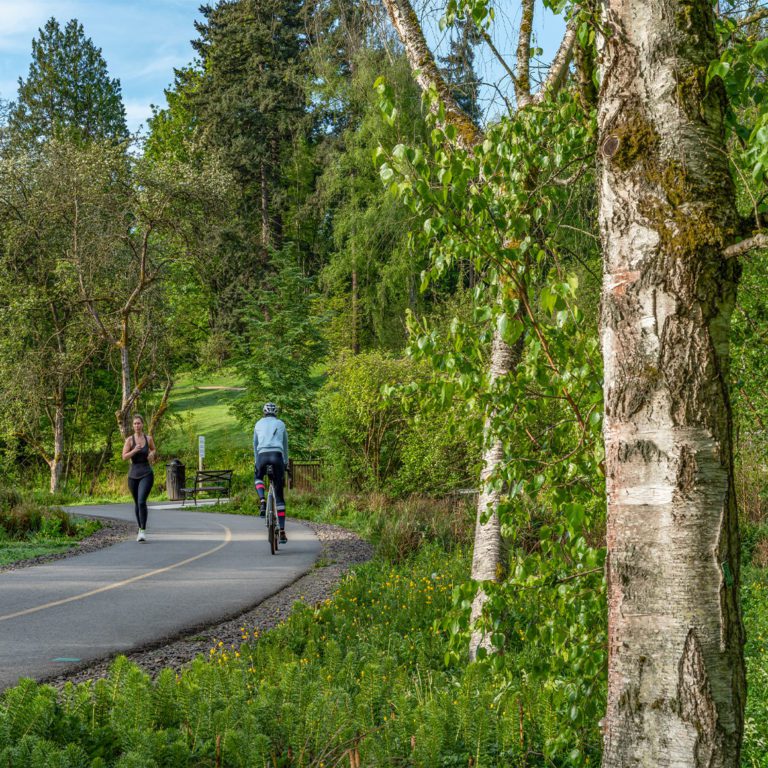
[137,529,146,542]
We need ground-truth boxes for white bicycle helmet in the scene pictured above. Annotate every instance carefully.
[263,402,278,416]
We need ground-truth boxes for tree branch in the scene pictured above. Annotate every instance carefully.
[478,28,518,89]
[533,14,578,103]
[380,0,482,148]
[148,376,173,436]
[516,0,535,108]
[736,7,768,28]
[724,233,768,258]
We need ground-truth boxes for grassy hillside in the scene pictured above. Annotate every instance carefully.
[161,369,251,468]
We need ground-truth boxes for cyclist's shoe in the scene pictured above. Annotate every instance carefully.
[279,530,287,544]
[259,500,266,517]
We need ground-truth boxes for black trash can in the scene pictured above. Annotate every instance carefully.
[166,458,186,501]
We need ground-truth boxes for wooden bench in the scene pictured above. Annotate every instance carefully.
[181,470,233,506]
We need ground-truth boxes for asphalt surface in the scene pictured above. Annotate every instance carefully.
[0,501,320,690]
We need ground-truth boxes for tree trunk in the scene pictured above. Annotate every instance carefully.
[260,159,271,249]
[469,324,519,660]
[351,269,360,354]
[380,0,481,151]
[116,341,132,439]
[598,0,745,763]
[148,376,173,437]
[50,394,65,494]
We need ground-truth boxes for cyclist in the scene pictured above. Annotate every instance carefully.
[253,402,289,543]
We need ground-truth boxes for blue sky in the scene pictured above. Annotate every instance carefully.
[0,1,565,135]
[0,0,204,134]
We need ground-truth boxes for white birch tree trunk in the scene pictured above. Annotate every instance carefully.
[598,1,745,763]
[468,327,517,660]
[50,395,65,494]
[117,342,132,439]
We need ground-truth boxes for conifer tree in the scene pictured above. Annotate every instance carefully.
[10,18,127,145]
[438,19,482,125]
[192,0,309,252]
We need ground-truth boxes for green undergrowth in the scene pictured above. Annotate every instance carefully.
[743,566,768,766]
[229,490,476,562]
[0,489,101,566]
[1,490,767,765]
[0,543,601,767]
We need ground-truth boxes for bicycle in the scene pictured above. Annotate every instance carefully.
[263,464,280,555]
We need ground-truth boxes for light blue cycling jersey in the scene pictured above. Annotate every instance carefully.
[253,416,289,463]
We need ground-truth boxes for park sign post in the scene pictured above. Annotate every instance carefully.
[198,435,205,471]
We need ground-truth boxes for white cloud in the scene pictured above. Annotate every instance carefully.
[123,99,153,133]
[122,53,186,83]
[0,0,80,51]
[0,78,18,101]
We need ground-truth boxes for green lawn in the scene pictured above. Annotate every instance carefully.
[162,369,251,466]
[0,540,76,566]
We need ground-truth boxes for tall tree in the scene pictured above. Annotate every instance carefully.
[597,0,746,761]
[145,67,202,166]
[70,150,231,439]
[0,145,98,492]
[193,0,308,253]
[10,18,127,145]
[438,19,482,125]
[311,46,430,353]
[381,1,756,759]
[380,0,577,661]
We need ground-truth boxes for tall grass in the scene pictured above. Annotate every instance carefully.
[230,490,475,560]
[0,491,101,566]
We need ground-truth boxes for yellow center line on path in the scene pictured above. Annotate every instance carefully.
[0,524,233,623]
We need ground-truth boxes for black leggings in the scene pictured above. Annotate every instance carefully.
[255,451,286,517]
[128,473,154,529]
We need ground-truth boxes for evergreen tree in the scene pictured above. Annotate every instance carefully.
[192,0,309,252]
[438,19,482,125]
[145,66,202,165]
[231,247,326,455]
[10,18,127,144]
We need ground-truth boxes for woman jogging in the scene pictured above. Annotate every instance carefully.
[122,414,156,542]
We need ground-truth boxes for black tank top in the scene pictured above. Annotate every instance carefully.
[128,435,153,479]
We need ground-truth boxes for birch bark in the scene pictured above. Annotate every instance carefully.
[468,327,520,659]
[50,393,65,494]
[597,1,745,763]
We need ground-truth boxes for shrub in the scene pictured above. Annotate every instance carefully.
[0,488,23,513]
[317,351,415,490]
[393,411,477,496]
[316,351,478,495]
[0,499,86,540]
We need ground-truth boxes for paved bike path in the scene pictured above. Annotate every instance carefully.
[0,502,320,691]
